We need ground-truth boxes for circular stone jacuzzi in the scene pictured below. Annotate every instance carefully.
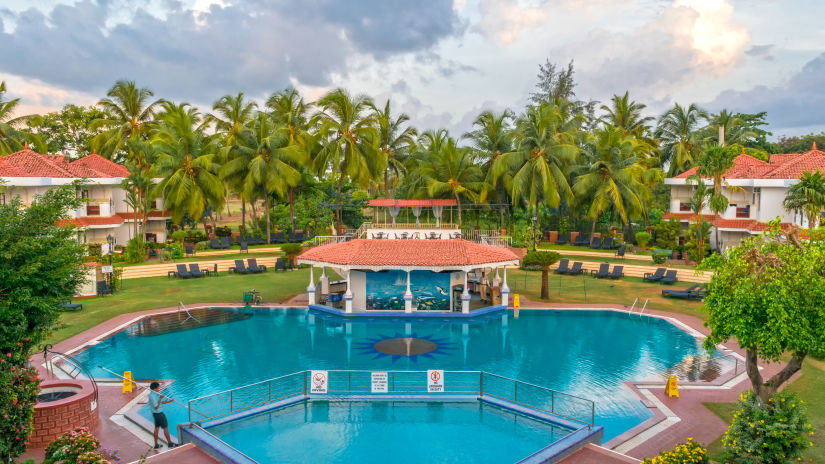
[31,380,98,446]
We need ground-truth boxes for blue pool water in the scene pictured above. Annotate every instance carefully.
[209,400,573,463]
[73,308,702,441]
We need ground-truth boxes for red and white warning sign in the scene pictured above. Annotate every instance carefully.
[310,370,328,394]
[427,370,444,393]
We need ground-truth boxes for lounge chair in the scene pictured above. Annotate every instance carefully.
[274,258,287,271]
[601,237,613,249]
[239,241,249,253]
[660,270,678,284]
[229,259,250,274]
[289,232,305,243]
[564,262,585,275]
[589,237,601,249]
[590,263,610,278]
[615,247,625,259]
[662,284,705,300]
[247,258,267,273]
[272,232,286,243]
[61,299,83,311]
[643,268,667,282]
[185,245,195,257]
[607,265,624,279]
[572,234,589,246]
[97,280,113,296]
[250,234,263,245]
[555,233,569,245]
[188,263,205,278]
[176,264,193,279]
[553,259,570,274]
[220,236,233,249]
[209,238,221,249]
[205,263,218,277]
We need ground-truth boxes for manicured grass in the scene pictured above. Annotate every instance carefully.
[555,254,697,270]
[704,359,825,463]
[507,269,707,320]
[117,250,283,267]
[54,268,327,343]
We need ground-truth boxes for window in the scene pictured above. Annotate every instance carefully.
[0,193,5,205]
[679,202,691,212]
[736,205,750,218]
[86,204,100,216]
[81,189,89,200]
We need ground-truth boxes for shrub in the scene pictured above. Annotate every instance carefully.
[167,242,184,259]
[634,231,651,249]
[652,252,668,264]
[195,241,208,251]
[43,427,119,464]
[654,218,681,250]
[0,344,40,460]
[722,391,813,463]
[170,230,187,242]
[695,252,723,271]
[641,438,708,464]
[186,230,207,243]
[214,226,233,237]
[122,238,146,264]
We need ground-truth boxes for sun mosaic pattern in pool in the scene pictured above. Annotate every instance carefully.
[356,332,456,362]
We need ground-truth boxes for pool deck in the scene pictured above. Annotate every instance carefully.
[25,297,790,463]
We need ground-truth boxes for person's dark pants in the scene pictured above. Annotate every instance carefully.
[153,412,168,429]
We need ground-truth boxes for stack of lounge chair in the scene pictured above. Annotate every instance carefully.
[554,260,585,275]
[270,232,286,243]
[600,237,614,249]
[230,259,268,274]
[662,284,705,300]
[572,234,589,246]
[643,268,667,282]
[590,264,624,279]
[555,233,569,245]
[589,237,601,249]
[274,258,289,271]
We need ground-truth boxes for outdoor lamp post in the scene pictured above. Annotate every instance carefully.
[532,214,538,251]
[106,234,114,289]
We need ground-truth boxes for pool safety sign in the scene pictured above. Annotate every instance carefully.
[427,370,444,393]
[371,371,388,393]
[310,370,328,394]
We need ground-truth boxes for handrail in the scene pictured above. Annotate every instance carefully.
[42,346,99,411]
[186,423,257,463]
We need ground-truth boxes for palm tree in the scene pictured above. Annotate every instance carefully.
[311,88,383,228]
[0,81,45,155]
[415,138,484,226]
[784,170,825,229]
[372,99,417,197]
[152,103,224,224]
[599,92,654,138]
[90,80,162,160]
[704,109,757,146]
[694,145,738,250]
[221,113,306,243]
[656,103,708,176]
[686,178,712,262]
[523,251,561,299]
[123,139,156,241]
[573,126,655,235]
[493,100,583,219]
[465,110,514,223]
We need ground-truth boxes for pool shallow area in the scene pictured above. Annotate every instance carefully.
[72,308,703,441]
[208,400,575,463]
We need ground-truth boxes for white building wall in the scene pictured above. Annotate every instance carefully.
[758,188,789,223]
[350,270,367,311]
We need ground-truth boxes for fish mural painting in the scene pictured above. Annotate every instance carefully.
[366,270,451,311]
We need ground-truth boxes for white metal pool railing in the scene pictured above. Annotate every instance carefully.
[187,370,595,427]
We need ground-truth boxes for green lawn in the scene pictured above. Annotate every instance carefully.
[117,250,283,267]
[507,269,707,320]
[704,359,825,463]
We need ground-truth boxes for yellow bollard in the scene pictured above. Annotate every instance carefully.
[122,371,136,394]
[665,374,679,398]
[513,293,520,309]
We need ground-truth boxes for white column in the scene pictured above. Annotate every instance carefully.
[344,269,353,313]
[404,269,413,313]
[320,267,329,295]
[492,267,501,288]
[306,265,316,305]
[501,266,510,308]
[461,270,471,314]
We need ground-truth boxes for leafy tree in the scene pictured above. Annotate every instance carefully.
[694,145,739,251]
[684,177,712,262]
[684,219,711,263]
[528,59,596,123]
[770,132,825,154]
[703,109,757,146]
[654,218,681,249]
[465,110,514,225]
[415,138,483,226]
[783,169,825,229]
[634,231,651,248]
[598,92,657,160]
[703,227,825,402]
[90,80,162,161]
[372,99,416,197]
[523,251,561,299]
[27,104,107,155]
[656,103,708,176]
[0,81,45,155]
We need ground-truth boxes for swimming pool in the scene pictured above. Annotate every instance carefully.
[72,308,702,441]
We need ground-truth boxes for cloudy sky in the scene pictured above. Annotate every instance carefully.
[1,0,823,138]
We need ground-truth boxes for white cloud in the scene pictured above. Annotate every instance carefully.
[0,72,96,115]
[474,0,548,45]
[675,0,749,73]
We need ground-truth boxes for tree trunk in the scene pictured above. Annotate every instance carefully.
[540,267,549,299]
[745,347,807,403]
[250,200,257,223]
[265,193,271,244]
[225,193,231,217]
[384,168,390,198]
[591,219,597,236]
[289,188,296,232]
[241,201,246,230]
[714,213,720,252]
[337,169,346,231]
[455,193,462,227]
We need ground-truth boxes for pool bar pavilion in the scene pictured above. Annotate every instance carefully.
[297,238,520,315]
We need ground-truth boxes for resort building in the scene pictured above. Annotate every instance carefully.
[0,146,169,250]
[663,144,825,249]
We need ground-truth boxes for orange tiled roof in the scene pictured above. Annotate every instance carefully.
[369,199,458,207]
[58,215,125,228]
[298,238,519,267]
[662,212,797,233]
[0,149,128,178]
[71,154,130,177]
[673,144,825,180]
[116,210,172,220]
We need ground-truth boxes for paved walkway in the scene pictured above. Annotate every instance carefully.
[541,247,655,262]
[121,256,284,279]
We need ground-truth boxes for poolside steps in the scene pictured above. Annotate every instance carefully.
[120,257,283,279]
[548,261,711,283]
[126,308,251,336]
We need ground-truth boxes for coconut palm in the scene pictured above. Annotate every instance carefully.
[90,80,163,160]
[152,103,224,224]
[686,178,712,262]
[694,145,739,250]
[311,88,383,228]
[0,81,45,155]
[221,113,306,242]
[783,170,825,230]
[493,100,583,217]
[465,110,515,226]
[656,103,708,176]
[372,99,417,197]
[599,92,654,138]
[123,139,157,241]
[414,138,484,226]
[573,126,655,234]
[704,109,757,146]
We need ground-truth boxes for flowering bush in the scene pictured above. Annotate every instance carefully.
[641,438,709,464]
[43,428,119,464]
[723,391,813,463]
[0,339,41,461]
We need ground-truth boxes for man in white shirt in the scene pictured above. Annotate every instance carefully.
[148,382,178,450]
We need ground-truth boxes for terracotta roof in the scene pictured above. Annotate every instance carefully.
[116,210,172,220]
[58,215,125,228]
[0,149,128,178]
[662,212,797,233]
[369,199,457,207]
[298,238,519,267]
[672,144,825,180]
